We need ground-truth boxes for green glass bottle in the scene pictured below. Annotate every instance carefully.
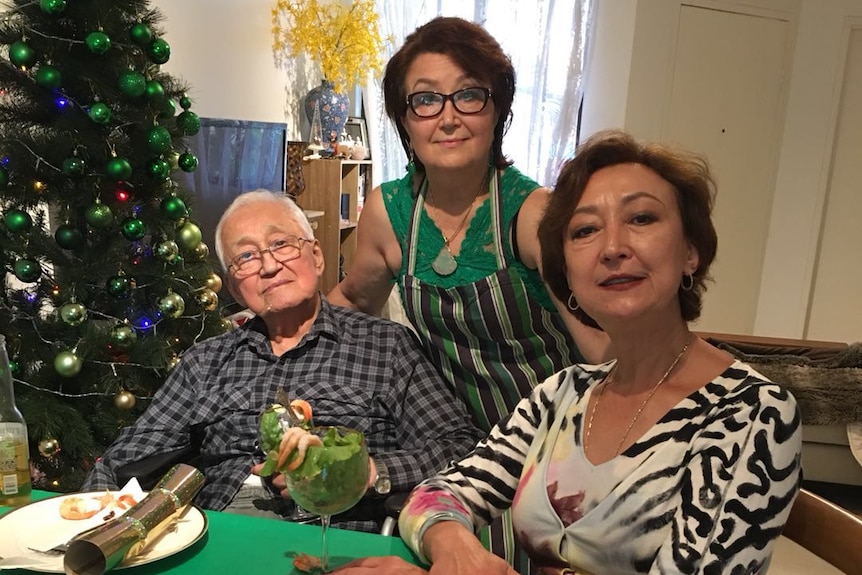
[0,335,31,507]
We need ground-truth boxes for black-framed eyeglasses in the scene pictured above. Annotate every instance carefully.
[228,236,311,278]
[405,87,493,118]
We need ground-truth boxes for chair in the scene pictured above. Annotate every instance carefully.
[781,488,862,574]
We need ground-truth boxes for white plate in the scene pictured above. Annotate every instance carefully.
[0,492,207,572]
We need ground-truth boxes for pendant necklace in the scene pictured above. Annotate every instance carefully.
[427,178,484,277]
[585,337,692,456]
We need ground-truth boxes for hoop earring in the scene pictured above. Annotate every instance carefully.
[681,274,694,291]
[567,293,580,312]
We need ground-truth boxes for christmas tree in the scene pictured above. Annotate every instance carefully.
[0,0,228,491]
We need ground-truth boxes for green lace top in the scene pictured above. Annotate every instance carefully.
[381,165,555,311]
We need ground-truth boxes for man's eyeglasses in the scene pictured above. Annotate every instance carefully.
[405,87,493,118]
[228,236,311,278]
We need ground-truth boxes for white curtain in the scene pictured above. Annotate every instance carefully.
[365,0,595,188]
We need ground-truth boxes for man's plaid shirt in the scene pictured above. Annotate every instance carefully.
[83,298,483,529]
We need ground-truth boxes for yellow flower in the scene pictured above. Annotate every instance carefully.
[271,0,388,92]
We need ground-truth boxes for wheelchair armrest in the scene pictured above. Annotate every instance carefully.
[380,491,410,536]
[115,444,201,490]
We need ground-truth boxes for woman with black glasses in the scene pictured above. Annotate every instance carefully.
[327,16,609,572]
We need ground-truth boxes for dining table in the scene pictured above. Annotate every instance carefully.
[0,490,421,574]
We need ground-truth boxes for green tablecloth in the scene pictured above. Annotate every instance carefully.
[1,490,419,574]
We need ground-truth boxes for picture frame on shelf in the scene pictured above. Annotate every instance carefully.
[345,117,370,160]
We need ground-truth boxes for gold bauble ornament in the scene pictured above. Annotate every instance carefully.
[192,242,209,260]
[220,318,235,332]
[205,272,223,293]
[114,390,136,410]
[197,288,219,311]
[158,292,186,318]
[38,437,61,457]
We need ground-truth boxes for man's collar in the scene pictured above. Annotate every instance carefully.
[243,293,340,352]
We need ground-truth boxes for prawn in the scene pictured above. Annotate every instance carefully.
[59,492,115,520]
[292,551,322,572]
[276,427,322,472]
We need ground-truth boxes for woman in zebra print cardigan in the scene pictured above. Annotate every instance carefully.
[337,131,802,575]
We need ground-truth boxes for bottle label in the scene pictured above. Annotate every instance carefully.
[0,423,28,497]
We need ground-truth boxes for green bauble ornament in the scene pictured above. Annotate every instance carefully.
[35,64,62,89]
[0,166,8,187]
[54,350,82,377]
[192,242,209,261]
[176,221,202,250]
[156,239,180,263]
[197,288,219,312]
[160,99,176,119]
[110,324,137,350]
[85,31,111,54]
[146,38,171,64]
[158,292,185,318]
[106,275,131,298]
[178,152,198,172]
[105,157,132,180]
[179,95,193,110]
[9,41,36,68]
[59,302,87,326]
[55,223,84,249]
[13,258,41,282]
[88,102,112,123]
[146,126,172,154]
[145,80,165,102]
[160,196,187,220]
[9,359,21,375]
[85,203,114,228]
[4,208,32,233]
[40,0,66,15]
[146,157,170,179]
[117,70,146,97]
[62,156,86,177]
[121,217,146,241]
[176,111,200,136]
[129,22,153,45]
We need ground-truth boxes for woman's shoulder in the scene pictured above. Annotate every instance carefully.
[706,360,800,417]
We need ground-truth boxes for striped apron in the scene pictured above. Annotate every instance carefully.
[400,171,578,574]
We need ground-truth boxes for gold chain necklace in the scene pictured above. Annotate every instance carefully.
[427,179,483,276]
[585,338,692,456]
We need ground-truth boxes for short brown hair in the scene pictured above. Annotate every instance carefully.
[539,130,718,328]
[382,17,515,173]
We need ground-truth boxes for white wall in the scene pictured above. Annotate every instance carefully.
[154,0,303,137]
[580,0,637,137]
[755,0,862,339]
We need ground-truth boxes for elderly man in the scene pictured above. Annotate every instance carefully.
[82,189,484,532]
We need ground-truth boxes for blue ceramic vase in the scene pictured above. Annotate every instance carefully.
[304,80,349,152]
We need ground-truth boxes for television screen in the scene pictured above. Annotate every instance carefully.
[175,118,287,307]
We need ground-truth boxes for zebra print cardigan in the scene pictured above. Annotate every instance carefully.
[399,360,802,574]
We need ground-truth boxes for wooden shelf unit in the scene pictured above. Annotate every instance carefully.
[298,159,372,294]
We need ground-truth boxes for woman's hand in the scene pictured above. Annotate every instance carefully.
[332,556,428,574]
[423,522,518,575]
[250,462,288,498]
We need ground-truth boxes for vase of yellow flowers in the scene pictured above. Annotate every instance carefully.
[272,0,386,151]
